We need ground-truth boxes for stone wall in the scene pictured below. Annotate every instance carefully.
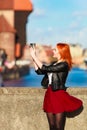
[0,87,87,130]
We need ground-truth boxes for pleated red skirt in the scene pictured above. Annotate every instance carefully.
[43,86,83,114]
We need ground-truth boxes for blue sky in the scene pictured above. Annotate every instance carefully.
[26,0,87,48]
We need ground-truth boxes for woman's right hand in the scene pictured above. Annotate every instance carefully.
[29,45,36,58]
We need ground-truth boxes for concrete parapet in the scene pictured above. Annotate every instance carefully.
[0,87,87,130]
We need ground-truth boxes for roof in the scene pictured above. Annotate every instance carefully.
[0,0,33,11]
[0,15,16,33]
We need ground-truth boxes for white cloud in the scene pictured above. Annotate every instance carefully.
[27,25,87,48]
[47,27,53,32]
[69,21,80,29]
[32,8,46,17]
[72,0,87,8]
[57,27,87,48]
[27,0,87,48]
[73,11,87,17]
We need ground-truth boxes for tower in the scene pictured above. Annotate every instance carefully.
[0,0,33,61]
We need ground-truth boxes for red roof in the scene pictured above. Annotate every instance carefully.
[0,15,16,33]
[0,0,33,11]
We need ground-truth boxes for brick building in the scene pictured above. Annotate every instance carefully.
[0,0,33,61]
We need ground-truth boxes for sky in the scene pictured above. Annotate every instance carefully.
[26,0,87,48]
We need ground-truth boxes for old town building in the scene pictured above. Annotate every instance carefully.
[0,0,33,61]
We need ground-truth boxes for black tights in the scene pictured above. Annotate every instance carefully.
[46,112,66,130]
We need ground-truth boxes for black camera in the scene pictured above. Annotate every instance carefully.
[30,43,36,48]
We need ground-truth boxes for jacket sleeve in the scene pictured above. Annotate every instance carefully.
[41,62,69,73]
[35,68,46,75]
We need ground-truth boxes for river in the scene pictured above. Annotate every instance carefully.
[4,67,87,87]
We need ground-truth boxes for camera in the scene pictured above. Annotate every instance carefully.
[30,43,36,48]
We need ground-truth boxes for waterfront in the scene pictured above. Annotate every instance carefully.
[4,67,87,87]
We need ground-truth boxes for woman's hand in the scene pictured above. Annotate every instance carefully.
[29,45,42,69]
[29,46,36,58]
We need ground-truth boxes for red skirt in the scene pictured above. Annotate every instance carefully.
[43,86,83,114]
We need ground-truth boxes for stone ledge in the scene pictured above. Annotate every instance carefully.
[0,87,87,95]
[0,87,86,130]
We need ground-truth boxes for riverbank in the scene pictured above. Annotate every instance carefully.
[0,87,86,130]
[3,65,30,80]
[4,67,87,87]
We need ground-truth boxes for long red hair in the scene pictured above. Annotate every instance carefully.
[56,43,72,70]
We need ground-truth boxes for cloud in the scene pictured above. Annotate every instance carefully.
[27,0,87,48]
[67,10,87,30]
[32,8,46,17]
[27,27,87,48]
[55,27,87,48]
[78,27,87,45]
[47,27,53,32]
[73,11,87,18]
[72,0,87,8]
[69,21,80,30]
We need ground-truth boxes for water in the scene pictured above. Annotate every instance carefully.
[4,67,87,87]
[66,67,87,87]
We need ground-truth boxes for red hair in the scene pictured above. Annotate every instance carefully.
[56,43,72,70]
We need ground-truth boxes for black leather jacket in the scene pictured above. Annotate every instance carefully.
[35,61,69,90]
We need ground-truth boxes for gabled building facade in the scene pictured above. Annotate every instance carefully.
[0,0,33,61]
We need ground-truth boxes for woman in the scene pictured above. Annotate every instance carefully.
[29,43,83,130]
